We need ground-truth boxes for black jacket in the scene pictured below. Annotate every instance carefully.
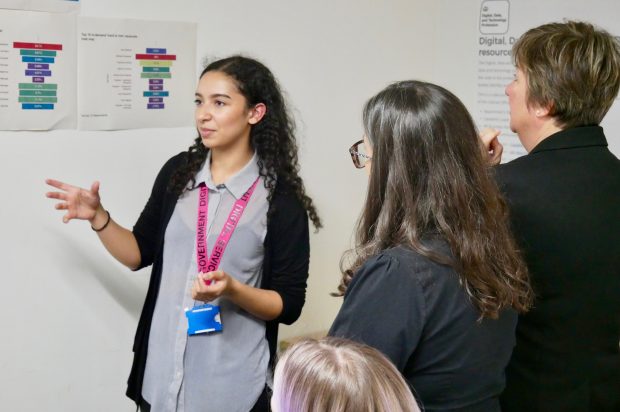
[125,152,310,405]
[496,126,620,412]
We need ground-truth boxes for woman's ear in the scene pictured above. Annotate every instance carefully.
[248,103,267,125]
[534,101,554,118]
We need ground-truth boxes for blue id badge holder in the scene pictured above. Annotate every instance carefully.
[185,303,223,335]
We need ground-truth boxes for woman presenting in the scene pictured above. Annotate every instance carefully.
[46,55,321,412]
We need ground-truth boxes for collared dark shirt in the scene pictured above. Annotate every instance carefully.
[329,242,517,412]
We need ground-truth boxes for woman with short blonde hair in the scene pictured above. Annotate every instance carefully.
[512,20,620,131]
[487,20,620,412]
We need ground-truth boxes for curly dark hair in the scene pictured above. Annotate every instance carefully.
[336,81,532,320]
[168,55,321,230]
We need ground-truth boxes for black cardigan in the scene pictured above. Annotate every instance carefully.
[125,152,310,405]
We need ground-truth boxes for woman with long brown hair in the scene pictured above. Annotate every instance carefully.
[329,80,532,412]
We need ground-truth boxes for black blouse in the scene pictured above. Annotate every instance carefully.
[329,242,517,412]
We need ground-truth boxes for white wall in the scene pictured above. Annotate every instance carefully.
[0,1,438,410]
[2,1,618,411]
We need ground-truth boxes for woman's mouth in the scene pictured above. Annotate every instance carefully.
[200,128,215,137]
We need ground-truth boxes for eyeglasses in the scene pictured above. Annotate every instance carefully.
[349,140,372,169]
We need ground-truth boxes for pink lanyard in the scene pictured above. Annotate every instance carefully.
[196,177,259,282]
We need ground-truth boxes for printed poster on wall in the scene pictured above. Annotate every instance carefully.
[0,8,77,130]
[77,17,196,130]
[474,0,620,161]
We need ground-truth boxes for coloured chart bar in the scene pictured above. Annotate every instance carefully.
[135,48,175,109]
[13,42,62,110]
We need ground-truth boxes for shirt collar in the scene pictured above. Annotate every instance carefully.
[195,151,260,199]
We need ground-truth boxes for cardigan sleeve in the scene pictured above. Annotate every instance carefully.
[328,252,426,371]
[132,153,185,270]
[267,188,310,325]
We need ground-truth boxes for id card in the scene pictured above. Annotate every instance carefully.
[185,303,223,335]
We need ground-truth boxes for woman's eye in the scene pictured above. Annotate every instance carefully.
[194,99,202,106]
[214,100,225,107]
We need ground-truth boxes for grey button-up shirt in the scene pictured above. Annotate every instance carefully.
[142,152,270,412]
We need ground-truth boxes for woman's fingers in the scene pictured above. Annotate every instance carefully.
[192,274,224,302]
[194,277,203,292]
[90,181,100,196]
[47,179,102,223]
[489,137,504,163]
[202,271,224,286]
[62,211,74,223]
[479,128,503,166]
[479,128,501,147]
[46,178,98,197]
[45,178,73,191]
[209,271,225,281]
[45,179,78,203]
[192,277,206,300]
[46,191,68,200]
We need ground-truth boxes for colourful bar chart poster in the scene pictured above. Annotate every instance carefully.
[136,48,176,110]
[77,17,196,130]
[0,9,76,130]
[14,41,62,110]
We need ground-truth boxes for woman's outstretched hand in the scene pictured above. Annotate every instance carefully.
[45,179,103,224]
[45,178,142,269]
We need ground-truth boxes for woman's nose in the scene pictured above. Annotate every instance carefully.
[197,106,212,121]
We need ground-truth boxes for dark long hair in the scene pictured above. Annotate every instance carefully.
[169,55,321,229]
[337,81,532,319]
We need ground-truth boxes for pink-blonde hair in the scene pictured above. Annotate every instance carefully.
[272,337,421,412]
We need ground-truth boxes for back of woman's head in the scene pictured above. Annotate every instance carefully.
[272,337,420,412]
[338,80,532,319]
[513,20,620,129]
[362,81,490,238]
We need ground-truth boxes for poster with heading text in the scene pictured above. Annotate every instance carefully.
[0,8,76,130]
[475,0,620,161]
[77,17,196,130]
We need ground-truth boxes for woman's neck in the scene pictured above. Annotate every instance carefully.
[209,144,254,185]
[523,120,563,152]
